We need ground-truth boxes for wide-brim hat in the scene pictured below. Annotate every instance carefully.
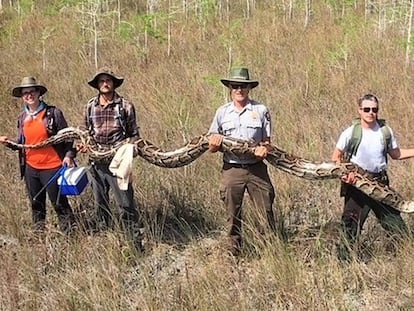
[12,76,48,97]
[88,67,124,90]
[220,67,259,89]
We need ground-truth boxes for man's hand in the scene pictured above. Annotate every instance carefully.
[208,134,223,153]
[254,146,268,160]
[341,172,356,184]
[76,143,88,153]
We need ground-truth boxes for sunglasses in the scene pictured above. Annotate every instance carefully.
[21,90,37,96]
[229,84,248,90]
[361,107,379,113]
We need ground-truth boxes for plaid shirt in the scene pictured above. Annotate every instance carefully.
[84,92,140,146]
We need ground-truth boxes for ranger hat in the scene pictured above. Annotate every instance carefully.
[12,77,48,97]
[220,67,259,89]
[88,67,124,90]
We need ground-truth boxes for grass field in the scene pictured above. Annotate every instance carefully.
[1,1,414,310]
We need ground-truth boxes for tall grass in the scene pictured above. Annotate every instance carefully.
[1,1,414,310]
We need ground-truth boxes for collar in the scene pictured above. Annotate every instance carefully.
[93,92,122,106]
[230,100,252,112]
[24,102,45,117]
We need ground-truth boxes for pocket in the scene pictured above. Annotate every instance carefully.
[246,121,262,138]
[246,121,262,129]
[221,120,235,136]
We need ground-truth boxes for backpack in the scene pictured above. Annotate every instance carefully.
[343,118,392,161]
[86,98,127,138]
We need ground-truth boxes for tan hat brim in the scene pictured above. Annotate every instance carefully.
[12,85,47,97]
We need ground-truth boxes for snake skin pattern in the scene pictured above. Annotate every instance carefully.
[4,127,414,213]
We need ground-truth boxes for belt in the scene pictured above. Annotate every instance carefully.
[366,170,387,178]
[223,161,261,170]
[366,170,388,185]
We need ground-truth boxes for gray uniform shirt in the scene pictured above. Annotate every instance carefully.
[208,99,271,164]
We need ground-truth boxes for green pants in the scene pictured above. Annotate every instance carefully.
[341,178,408,245]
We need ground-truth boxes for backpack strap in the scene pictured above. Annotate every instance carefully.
[45,104,57,136]
[377,119,392,155]
[343,118,362,161]
[344,118,391,162]
[87,98,95,136]
[116,99,127,137]
[87,97,127,138]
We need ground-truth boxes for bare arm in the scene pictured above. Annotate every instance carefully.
[331,147,344,164]
[388,148,414,160]
[331,147,355,184]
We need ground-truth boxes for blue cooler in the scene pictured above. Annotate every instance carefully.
[57,167,89,196]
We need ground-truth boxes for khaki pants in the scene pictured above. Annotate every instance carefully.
[219,161,276,255]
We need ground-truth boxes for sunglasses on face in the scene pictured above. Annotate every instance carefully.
[22,90,37,97]
[361,107,379,113]
[229,84,248,90]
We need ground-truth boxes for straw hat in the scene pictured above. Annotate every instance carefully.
[12,77,48,97]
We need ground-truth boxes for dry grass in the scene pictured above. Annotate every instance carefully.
[1,1,414,310]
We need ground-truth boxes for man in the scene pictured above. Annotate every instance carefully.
[0,77,76,234]
[332,94,414,259]
[208,67,277,256]
[81,67,144,252]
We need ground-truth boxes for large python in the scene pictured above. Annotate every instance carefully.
[4,127,414,213]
